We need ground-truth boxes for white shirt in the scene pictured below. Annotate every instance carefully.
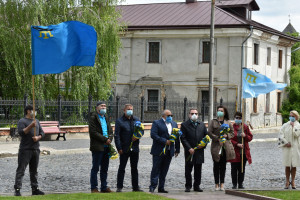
[162,118,172,135]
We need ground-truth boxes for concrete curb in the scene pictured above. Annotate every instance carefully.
[225,190,281,200]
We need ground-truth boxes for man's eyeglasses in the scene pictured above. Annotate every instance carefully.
[190,113,198,115]
[167,115,173,117]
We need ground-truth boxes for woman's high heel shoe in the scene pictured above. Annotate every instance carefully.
[284,182,290,189]
[291,181,296,189]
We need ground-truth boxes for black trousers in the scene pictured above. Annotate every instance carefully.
[213,150,227,184]
[117,151,139,189]
[185,161,202,189]
[231,156,247,187]
[14,149,40,189]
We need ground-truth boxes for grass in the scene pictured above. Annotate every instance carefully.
[0,192,172,200]
[244,190,300,200]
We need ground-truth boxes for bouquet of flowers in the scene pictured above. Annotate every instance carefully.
[186,135,211,162]
[127,121,144,152]
[160,128,183,155]
[219,123,230,155]
[108,144,119,160]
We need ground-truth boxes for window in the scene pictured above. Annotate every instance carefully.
[254,43,259,65]
[266,93,270,113]
[278,50,283,68]
[202,41,210,63]
[147,42,161,63]
[277,92,281,112]
[147,90,159,111]
[253,98,257,113]
[267,47,271,65]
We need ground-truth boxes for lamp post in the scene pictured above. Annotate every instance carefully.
[208,0,215,121]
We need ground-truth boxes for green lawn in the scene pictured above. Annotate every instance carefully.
[245,190,300,200]
[0,192,172,200]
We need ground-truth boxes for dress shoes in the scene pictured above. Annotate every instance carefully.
[116,188,122,192]
[238,185,245,189]
[91,188,100,193]
[133,188,144,192]
[232,185,237,189]
[101,188,113,193]
[194,188,203,192]
[149,188,155,193]
[158,189,168,193]
[185,188,191,192]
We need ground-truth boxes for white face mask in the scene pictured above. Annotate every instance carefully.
[30,111,37,117]
[191,114,198,121]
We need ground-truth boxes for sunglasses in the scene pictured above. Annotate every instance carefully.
[235,117,242,119]
[190,113,198,115]
[167,115,173,117]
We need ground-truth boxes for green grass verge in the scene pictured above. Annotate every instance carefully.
[0,192,173,200]
[245,190,300,200]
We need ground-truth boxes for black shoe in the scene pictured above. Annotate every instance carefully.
[133,188,143,192]
[238,185,245,189]
[32,188,45,195]
[194,188,203,192]
[158,189,168,193]
[116,188,122,192]
[149,188,155,193]
[232,185,237,189]
[14,189,21,196]
[185,188,191,192]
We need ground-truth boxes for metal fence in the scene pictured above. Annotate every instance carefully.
[0,95,237,127]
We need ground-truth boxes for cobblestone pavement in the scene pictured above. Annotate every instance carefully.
[0,132,291,195]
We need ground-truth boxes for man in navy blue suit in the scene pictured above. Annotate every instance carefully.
[149,109,180,193]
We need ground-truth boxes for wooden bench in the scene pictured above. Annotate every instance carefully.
[40,121,67,141]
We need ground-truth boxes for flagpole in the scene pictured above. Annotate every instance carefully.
[241,98,245,173]
[32,75,36,137]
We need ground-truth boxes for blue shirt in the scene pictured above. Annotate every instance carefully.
[98,114,108,147]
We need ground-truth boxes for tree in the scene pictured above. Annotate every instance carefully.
[0,0,122,100]
[281,65,300,122]
[290,32,300,66]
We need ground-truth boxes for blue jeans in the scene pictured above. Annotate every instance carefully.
[90,147,109,191]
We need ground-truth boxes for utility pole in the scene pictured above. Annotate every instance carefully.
[208,0,215,121]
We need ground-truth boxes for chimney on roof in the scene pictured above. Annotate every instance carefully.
[186,0,197,3]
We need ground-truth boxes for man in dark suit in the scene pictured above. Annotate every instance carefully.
[180,108,208,192]
[114,104,143,192]
[149,109,180,193]
[89,101,114,193]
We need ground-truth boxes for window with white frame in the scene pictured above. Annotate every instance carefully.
[266,93,270,113]
[147,41,161,63]
[267,47,271,66]
[199,39,216,64]
[253,43,259,65]
[147,90,159,111]
[278,49,283,69]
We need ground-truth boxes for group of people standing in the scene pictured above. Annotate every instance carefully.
[88,102,253,194]
[13,102,300,196]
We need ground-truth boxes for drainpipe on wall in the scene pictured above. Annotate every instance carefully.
[239,26,253,112]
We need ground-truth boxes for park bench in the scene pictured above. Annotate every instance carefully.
[40,121,67,141]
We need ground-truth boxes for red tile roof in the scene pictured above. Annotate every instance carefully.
[117,1,299,41]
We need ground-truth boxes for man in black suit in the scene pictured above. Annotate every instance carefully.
[114,104,143,192]
[149,109,180,193]
[180,108,208,192]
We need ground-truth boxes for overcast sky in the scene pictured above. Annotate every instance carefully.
[120,0,299,33]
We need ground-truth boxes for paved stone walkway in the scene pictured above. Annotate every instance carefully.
[0,129,291,199]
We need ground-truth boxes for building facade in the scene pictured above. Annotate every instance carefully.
[115,0,299,127]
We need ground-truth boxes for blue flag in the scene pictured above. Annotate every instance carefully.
[31,21,97,75]
[242,68,287,98]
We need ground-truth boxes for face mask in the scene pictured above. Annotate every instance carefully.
[99,109,106,115]
[235,119,242,124]
[191,114,198,121]
[166,116,172,123]
[30,111,37,117]
[126,110,133,116]
[289,116,296,122]
[217,111,224,117]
